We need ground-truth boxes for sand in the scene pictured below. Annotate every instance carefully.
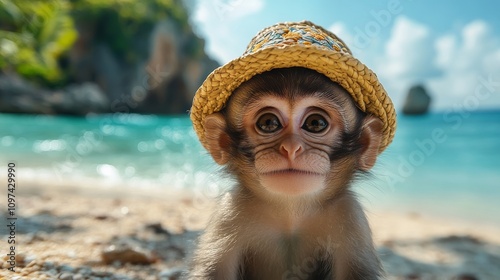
[1,183,500,280]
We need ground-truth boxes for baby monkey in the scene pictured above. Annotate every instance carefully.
[188,67,384,279]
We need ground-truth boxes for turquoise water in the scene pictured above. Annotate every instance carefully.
[0,111,499,223]
[0,113,217,190]
[363,110,500,223]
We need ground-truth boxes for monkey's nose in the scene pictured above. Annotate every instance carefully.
[280,136,304,160]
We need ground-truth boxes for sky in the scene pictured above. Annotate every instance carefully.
[187,0,500,112]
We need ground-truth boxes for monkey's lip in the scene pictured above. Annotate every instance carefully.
[260,169,323,176]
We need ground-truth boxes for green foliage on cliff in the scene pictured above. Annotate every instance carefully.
[0,0,202,87]
[0,0,77,86]
[70,0,193,62]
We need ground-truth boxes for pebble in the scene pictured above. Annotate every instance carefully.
[15,253,26,267]
[145,222,171,235]
[43,261,55,269]
[91,270,113,277]
[58,272,74,280]
[94,214,110,220]
[59,265,75,273]
[101,244,155,265]
[77,266,92,276]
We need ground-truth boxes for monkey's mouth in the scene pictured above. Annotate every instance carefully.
[259,168,326,195]
[261,169,323,176]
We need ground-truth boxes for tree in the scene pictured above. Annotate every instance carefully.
[0,0,77,87]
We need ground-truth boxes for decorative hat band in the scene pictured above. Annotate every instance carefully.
[246,23,351,56]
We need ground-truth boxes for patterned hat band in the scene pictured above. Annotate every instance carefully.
[190,21,396,153]
[246,22,351,56]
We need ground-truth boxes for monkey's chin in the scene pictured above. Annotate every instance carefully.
[259,172,326,196]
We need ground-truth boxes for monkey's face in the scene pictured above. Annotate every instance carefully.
[202,68,383,198]
[239,95,343,196]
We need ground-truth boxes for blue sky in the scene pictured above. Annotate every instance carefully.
[188,0,500,111]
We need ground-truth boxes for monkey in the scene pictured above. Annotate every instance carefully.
[187,67,384,279]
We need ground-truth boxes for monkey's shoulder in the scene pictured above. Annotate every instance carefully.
[205,192,247,230]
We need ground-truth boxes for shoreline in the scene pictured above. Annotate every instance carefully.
[8,174,500,228]
[1,184,500,279]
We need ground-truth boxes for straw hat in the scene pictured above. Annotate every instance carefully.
[190,20,396,153]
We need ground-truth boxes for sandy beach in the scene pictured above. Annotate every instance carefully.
[1,183,500,280]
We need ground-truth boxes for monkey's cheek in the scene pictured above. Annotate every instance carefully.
[259,174,326,196]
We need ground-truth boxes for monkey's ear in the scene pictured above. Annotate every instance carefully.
[358,116,383,171]
[204,113,231,165]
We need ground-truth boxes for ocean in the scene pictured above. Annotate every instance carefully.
[1,111,499,224]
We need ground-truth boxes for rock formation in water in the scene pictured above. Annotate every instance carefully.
[402,85,432,115]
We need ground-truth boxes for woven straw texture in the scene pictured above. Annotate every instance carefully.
[190,21,396,153]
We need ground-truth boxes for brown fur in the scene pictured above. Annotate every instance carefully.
[188,68,383,279]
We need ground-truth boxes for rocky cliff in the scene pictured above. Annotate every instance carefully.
[0,0,219,116]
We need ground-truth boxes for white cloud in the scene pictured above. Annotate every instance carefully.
[195,0,264,22]
[434,35,456,68]
[192,0,265,63]
[194,0,264,22]
[381,16,438,81]
[463,21,490,52]
[484,49,500,73]
[429,20,500,110]
[218,0,264,20]
[374,17,500,111]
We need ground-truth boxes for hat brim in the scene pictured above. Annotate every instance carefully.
[190,44,396,153]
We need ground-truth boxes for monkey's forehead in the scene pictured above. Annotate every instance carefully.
[190,20,396,153]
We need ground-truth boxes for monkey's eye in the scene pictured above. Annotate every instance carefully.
[302,114,328,133]
[256,113,282,133]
